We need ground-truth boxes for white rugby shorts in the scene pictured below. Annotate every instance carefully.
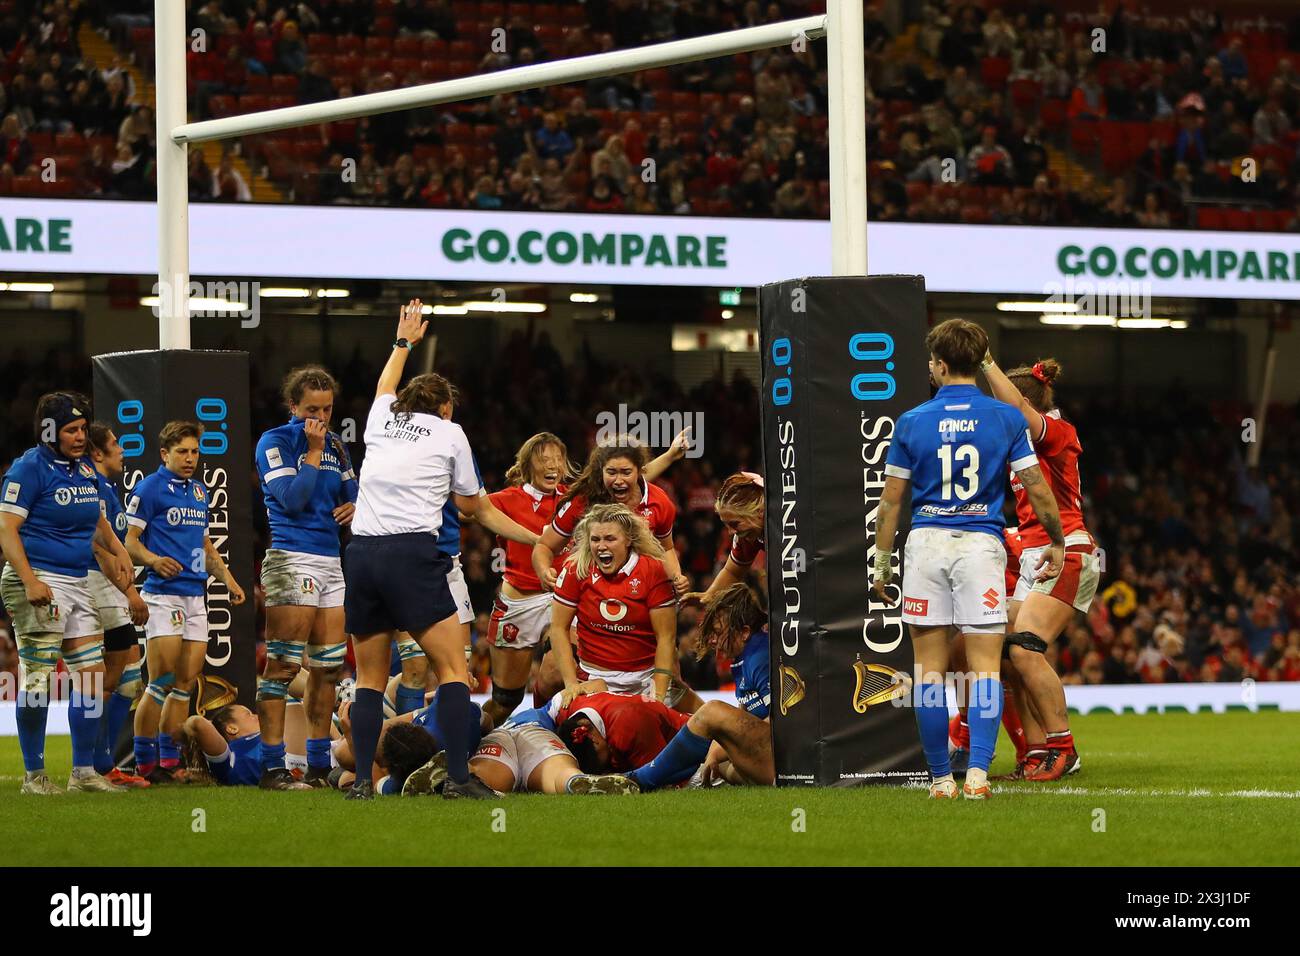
[901,527,1007,632]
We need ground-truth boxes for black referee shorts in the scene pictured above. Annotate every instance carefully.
[344,533,455,636]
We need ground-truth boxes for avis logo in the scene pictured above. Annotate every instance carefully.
[903,597,928,616]
[49,886,152,936]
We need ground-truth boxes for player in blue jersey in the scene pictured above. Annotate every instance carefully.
[184,704,264,786]
[126,421,246,784]
[627,583,774,791]
[85,422,151,788]
[871,319,1065,800]
[254,366,358,790]
[0,392,137,794]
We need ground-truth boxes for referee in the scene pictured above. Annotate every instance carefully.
[343,299,495,800]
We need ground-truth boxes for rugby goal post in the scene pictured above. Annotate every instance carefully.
[152,0,868,347]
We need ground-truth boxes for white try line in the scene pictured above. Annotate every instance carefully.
[990,786,1300,798]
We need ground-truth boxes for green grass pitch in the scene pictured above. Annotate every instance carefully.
[3,711,1298,867]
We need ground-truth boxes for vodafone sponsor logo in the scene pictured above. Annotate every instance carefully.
[598,598,628,622]
[903,596,928,617]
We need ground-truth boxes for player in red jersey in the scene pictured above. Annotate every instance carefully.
[531,440,687,595]
[481,432,575,726]
[979,354,1099,780]
[682,472,766,606]
[555,690,691,774]
[549,503,701,711]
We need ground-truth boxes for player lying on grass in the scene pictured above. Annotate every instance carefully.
[626,582,773,791]
[543,504,701,713]
[401,679,638,796]
[330,683,487,794]
[871,319,1064,800]
[556,689,693,777]
[181,672,344,786]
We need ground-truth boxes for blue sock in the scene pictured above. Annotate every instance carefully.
[16,691,49,773]
[967,678,1003,773]
[435,682,472,785]
[915,684,952,778]
[350,688,385,784]
[306,737,332,770]
[628,724,711,792]
[67,690,99,770]
[134,735,159,776]
[261,740,287,772]
[395,682,425,715]
[94,691,133,774]
[158,732,180,768]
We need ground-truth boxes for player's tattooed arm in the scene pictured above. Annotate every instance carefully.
[1018,465,1065,579]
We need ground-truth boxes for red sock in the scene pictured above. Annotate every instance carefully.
[159,756,179,770]
[948,712,970,749]
[1001,687,1027,761]
[1045,729,1074,751]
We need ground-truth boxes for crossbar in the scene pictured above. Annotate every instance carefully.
[173,16,827,145]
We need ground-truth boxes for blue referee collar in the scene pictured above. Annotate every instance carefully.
[935,383,980,396]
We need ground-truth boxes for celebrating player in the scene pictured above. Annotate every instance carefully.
[86,422,151,787]
[681,471,766,606]
[979,355,1098,780]
[342,299,498,800]
[531,440,686,594]
[870,319,1065,800]
[548,503,698,710]
[254,366,357,790]
[0,392,136,794]
[628,582,773,791]
[480,432,574,726]
[127,420,247,783]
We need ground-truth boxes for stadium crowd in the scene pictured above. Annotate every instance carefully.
[0,338,1296,697]
[5,1,1300,227]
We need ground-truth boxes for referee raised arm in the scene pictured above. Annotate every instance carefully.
[342,299,496,800]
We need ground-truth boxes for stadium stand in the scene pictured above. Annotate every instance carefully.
[4,1,1300,227]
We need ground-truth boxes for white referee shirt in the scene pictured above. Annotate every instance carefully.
[351,394,482,537]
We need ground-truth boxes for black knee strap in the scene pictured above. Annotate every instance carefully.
[1004,631,1048,657]
[104,623,139,653]
[491,683,527,712]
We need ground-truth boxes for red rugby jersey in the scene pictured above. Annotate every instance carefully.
[1009,410,1090,548]
[550,478,677,541]
[553,551,676,671]
[489,482,565,592]
[557,691,691,771]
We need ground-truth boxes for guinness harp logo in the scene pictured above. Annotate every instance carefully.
[195,674,239,715]
[779,665,805,716]
[852,660,911,713]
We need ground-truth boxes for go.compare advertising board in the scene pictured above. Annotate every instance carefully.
[4,197,1300,299]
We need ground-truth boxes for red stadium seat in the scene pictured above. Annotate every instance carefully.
[373,15,396,35]
[643,68,672,91]
[421,38,448,58]
[365,36,393,54]
[393,36,422,56]
[306,33,334,54]
[671,91,697,111]
[674,110,701,132]
[1223,209,1252,231]
[961,204,989,224]
[239,94,270,113]
[535,4,559,22]
[54,131,84,153]
[905,181,929,204]
[450,40,476,59]
[271,74,299,93]
[10,174,39,195]
[506,3,534,18]
[246,73,271,93]
[1009,78,1041,110]
[1039,98,1067,130]
[980,56,1011,90]
[335,35,362,54]
[536,24,564,43]
[1197,207,1227,230]
[267,94,296,110]
[1251,210,1279,232]
[208,94,236,117]
[481,2,507,16]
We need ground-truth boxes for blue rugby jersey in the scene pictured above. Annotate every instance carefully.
[87,471,129,574]
[731,629,771,719]
[435,455,483,557]
[125,465,210,596]
[207,734,262,786]
[255,418,357,557]
[0,445,102,577]
[884,384,1038,539]
[412,698,485,748]
[500,703,558,733]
